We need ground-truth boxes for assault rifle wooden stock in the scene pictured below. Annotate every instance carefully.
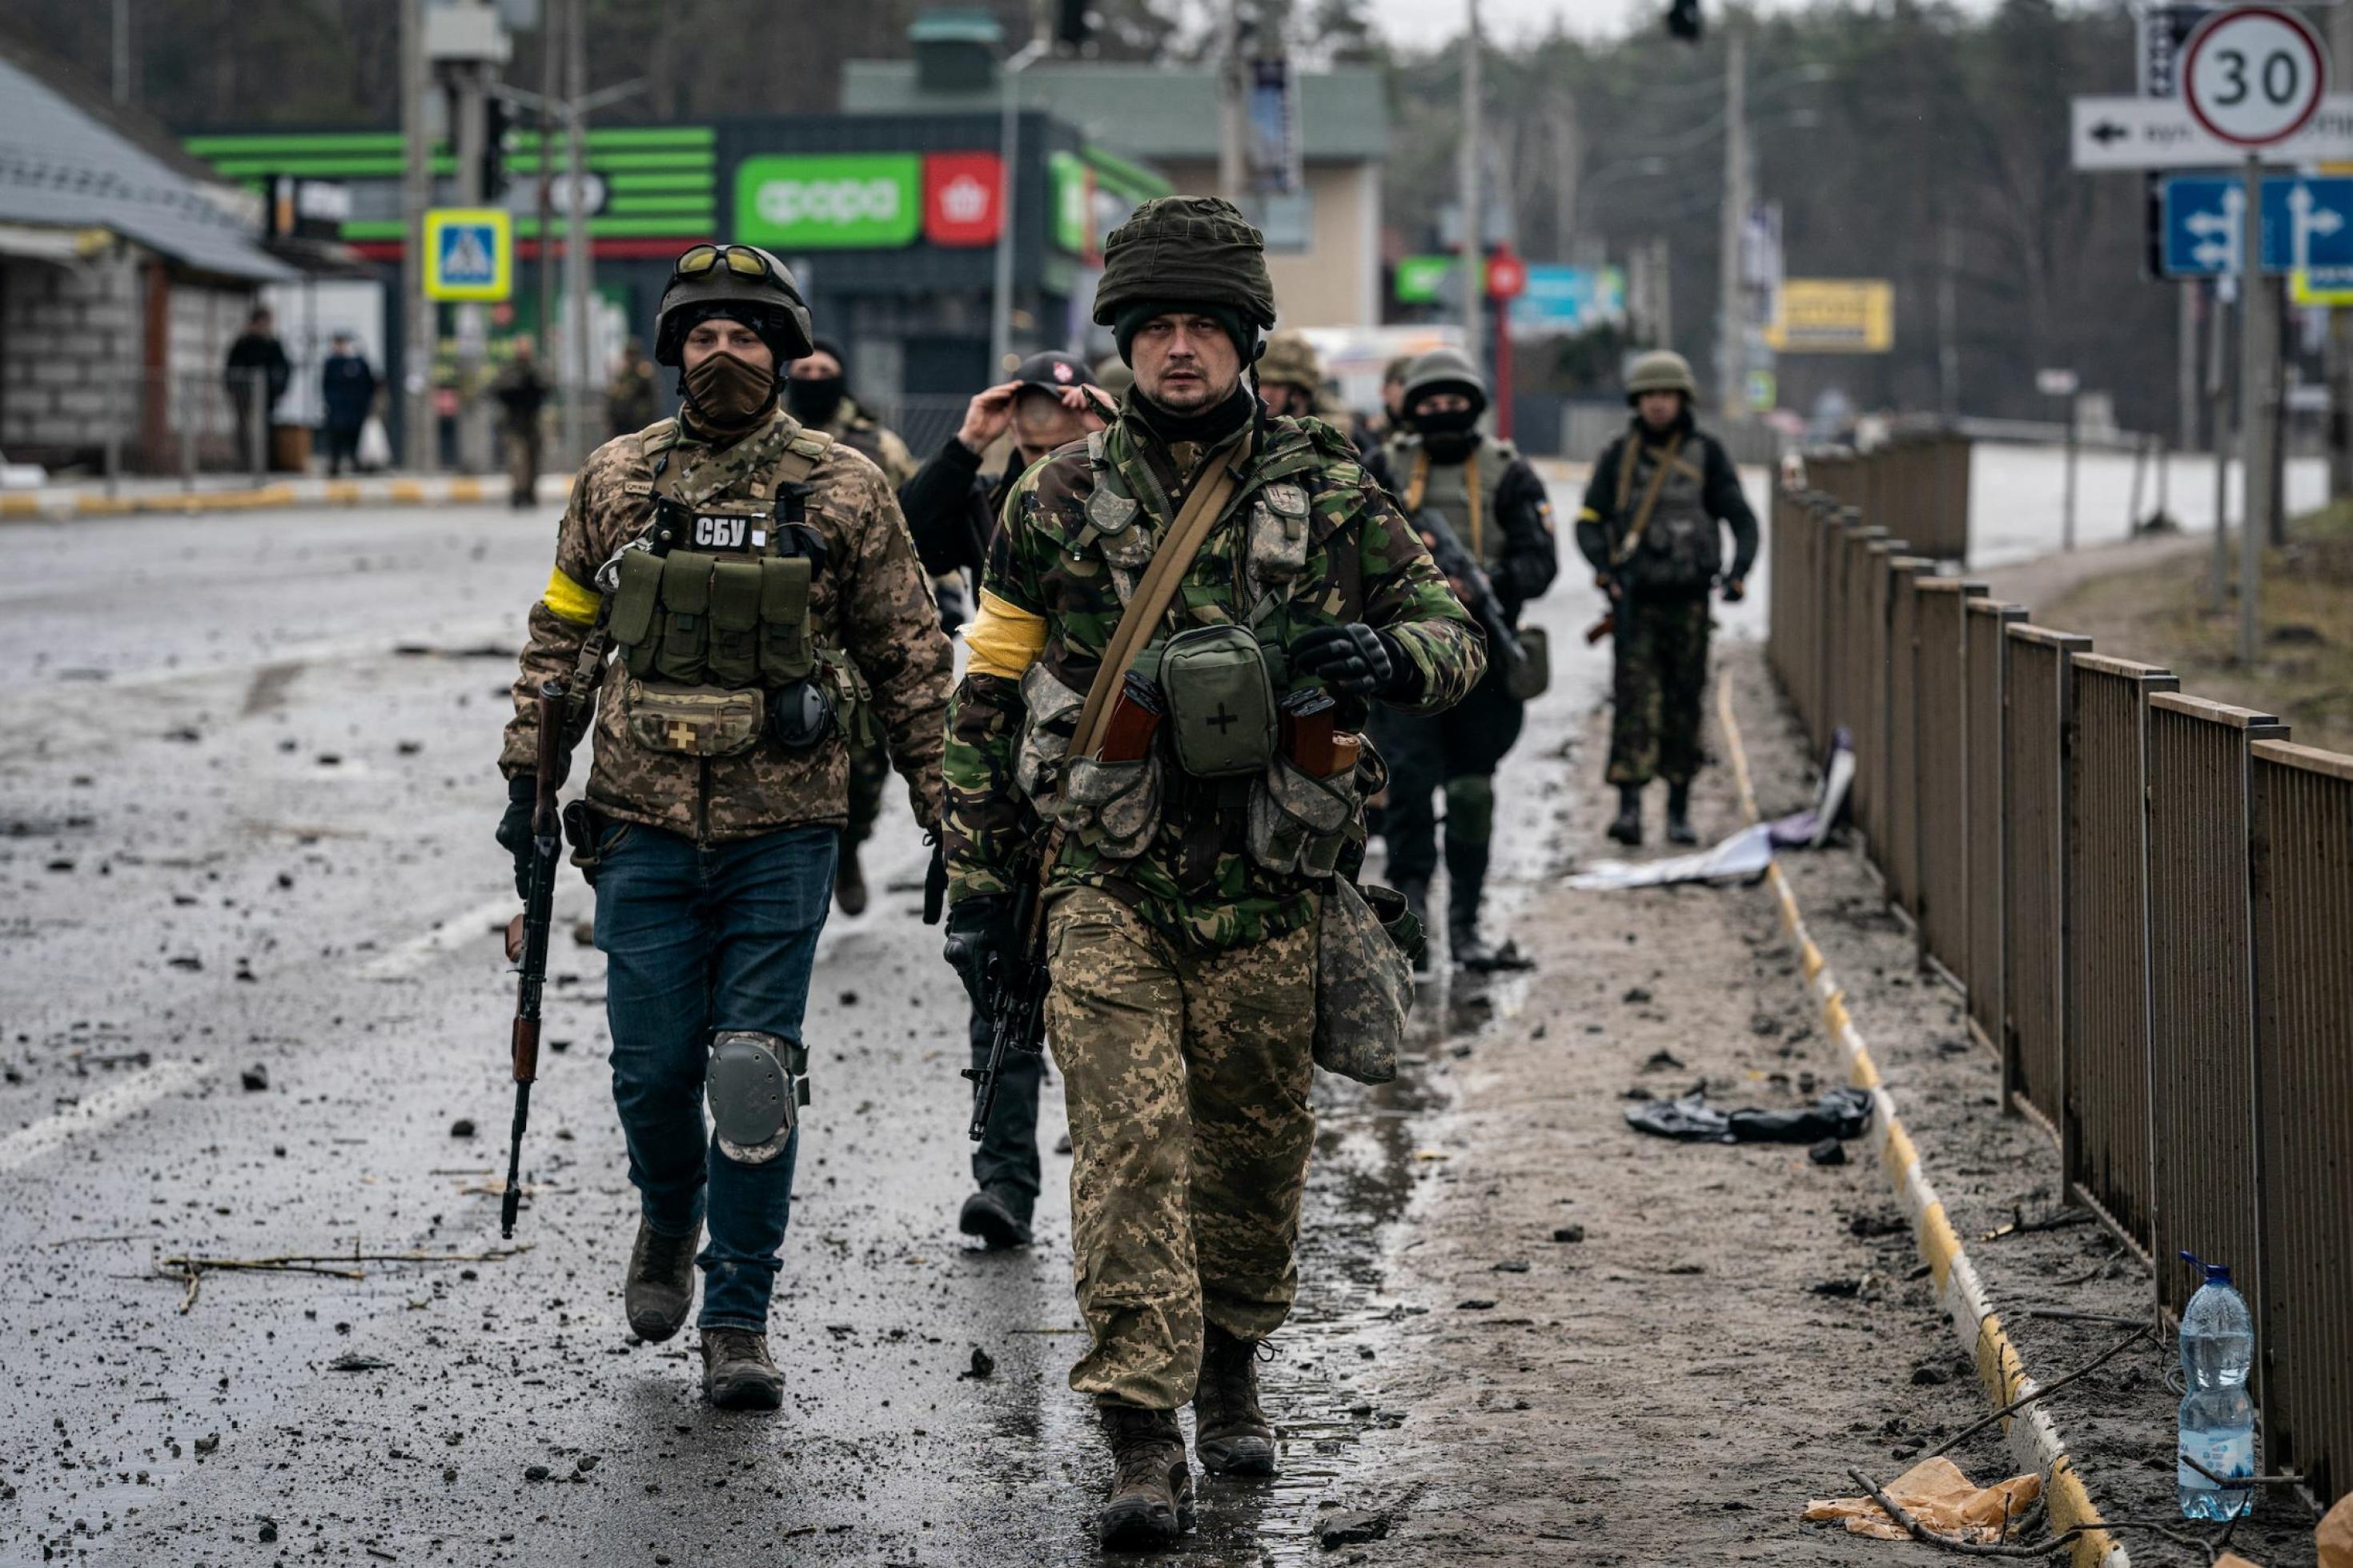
[501,677,567,1237]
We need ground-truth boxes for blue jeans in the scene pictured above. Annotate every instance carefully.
[593,820,834,1332]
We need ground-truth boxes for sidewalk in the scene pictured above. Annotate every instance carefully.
[0,470,573,519]
[1343,667,2001,1564]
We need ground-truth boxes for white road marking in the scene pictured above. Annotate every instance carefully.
[355,895,523,981]
[0,1057,212,1175]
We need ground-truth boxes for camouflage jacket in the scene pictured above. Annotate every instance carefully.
[500,406,954,843]
[825,398,920,489]
[943,404,1486,949]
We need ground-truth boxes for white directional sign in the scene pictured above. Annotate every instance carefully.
[2182,6,2327,146]
[2071,93,2353,168]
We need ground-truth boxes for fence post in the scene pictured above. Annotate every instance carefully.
[1966,600,2027,1069]
[1911,578,1986,978]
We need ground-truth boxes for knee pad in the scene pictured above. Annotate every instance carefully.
[707,1030,806,1165]
[1441,775,1495,844]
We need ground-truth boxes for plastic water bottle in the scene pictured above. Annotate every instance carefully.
[2176,1252,2255,1521]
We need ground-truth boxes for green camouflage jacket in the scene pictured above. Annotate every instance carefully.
[500,405,954,842]
[943,405,1485,948]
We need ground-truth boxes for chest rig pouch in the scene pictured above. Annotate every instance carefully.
[1160,623,1279,778]
[603,427,841,756]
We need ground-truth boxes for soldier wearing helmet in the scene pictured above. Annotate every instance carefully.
[1367,346,1560,971]
[940,198,1483,1548]
[494,242,953,1410]
[1255,328,1322,420]
[1574,347,1758,847]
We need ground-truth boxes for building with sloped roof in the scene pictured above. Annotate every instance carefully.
[0,32,294,471]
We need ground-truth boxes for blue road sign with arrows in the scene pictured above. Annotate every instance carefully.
[2160,174,2353,279]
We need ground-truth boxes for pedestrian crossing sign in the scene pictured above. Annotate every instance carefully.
[424,208,512,302]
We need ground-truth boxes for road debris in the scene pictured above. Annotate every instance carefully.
[1625,1084,1873,1145]
[1804,1456,2041,1544]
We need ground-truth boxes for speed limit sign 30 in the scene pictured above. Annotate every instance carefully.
[2182,6,2330,147]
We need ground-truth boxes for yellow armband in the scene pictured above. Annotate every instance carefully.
[540,567,601,625]
[966,589,1048,680]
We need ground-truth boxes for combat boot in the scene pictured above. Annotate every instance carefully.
[1607,784,1644,846]
[833,846,868,916]
[1396,878,1432,977]
[1098,1403,1194,1548]
[958,1186,1033,1250]
[1665,782,1697,845]
[700,1327,784,1410]
[1193,1325,1277,1476]
[624,1217,698,1343]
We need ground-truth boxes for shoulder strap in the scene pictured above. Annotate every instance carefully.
[636,417,681,461]
[775,427,832,486]
[1611,432,1685,566]
[1402,447,1430,515]
[1070,444,1243,760]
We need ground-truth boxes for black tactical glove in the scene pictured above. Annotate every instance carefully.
[494,775,537,900]
[943,892,1017,1009]
[1718,575,1747,604]
[1292,621,1411,700]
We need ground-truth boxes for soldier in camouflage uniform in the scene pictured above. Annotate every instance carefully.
[785,335,922,916]
[938,197,1484,1549]
[496,243,952,1410]
[1574,349,1757,846]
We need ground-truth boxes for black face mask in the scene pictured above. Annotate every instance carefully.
[1413,405,1480,462]
[785,375,845,427]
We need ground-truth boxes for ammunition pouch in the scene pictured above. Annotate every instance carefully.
[1058,751,1163,861]
[1013,661,1086,800]
[1160,623,1278,779]
[608,499,821,689]
[1246,749,1362,877]
[1506,624,1552,702]
[560,799,607,885]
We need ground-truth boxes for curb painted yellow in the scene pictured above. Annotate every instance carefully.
[1,477,569,522]
[1714,676,2124,1568]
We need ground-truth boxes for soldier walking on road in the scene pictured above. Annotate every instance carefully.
[491,337,553,509]
[1367,347,1558,970]
[495,242,952,1410]
[1574,349,1757,847]
[605,335,659,437]
[897,349,1108,1252]
[785,336,921,916]
[939,197,1484,1548]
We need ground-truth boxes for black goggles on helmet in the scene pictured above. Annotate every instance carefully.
[671,243,777,285]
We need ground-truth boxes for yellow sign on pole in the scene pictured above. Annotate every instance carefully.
[2291,269,2353,306]
[1765,279,1894,354]
[423,208,513,303]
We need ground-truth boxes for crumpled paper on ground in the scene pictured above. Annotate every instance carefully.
[1804,1457,2042,1542]
[2319,1487,2353,1567]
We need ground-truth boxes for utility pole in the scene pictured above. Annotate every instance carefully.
[1717,26,1747,423]
[1217,0,1244,202]
[990,34,1050,376]
[1937,219,1959,423]
[451,22,492,475]
[111,0,130,106]
[2239,153,2268,666]
[563,0,591,471]
[536,0,558,367]
[2210,279,2231,607]
[1458,0,1483,371]
[401,0,433,472]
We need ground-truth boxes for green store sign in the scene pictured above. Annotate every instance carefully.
[735,154,921,249]
[1050,152,1090,256]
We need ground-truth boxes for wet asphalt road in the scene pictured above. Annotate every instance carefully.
[0,491,1762,1566]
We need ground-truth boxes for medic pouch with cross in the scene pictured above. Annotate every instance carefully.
[1160,624,1279,779]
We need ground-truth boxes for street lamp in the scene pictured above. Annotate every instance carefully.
[990,38,1051,376]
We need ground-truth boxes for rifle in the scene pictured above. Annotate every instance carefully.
[1412,507,1527,672]
[1585,569,1621,645]
[500,677,567,1237]
[963,867,1050,1141]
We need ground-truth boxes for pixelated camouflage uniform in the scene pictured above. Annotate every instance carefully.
[500,405,953,836]
[822,397,923,852]
[1574,411,1757,788]
[943,403,1484,1408]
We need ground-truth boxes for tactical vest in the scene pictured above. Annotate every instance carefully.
[1608,429,1720,594]
[599,417,872,757]
[1385,433,1517,575]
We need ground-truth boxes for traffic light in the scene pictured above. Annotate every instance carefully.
[481,94,511,199]
[1666,0,1701,42]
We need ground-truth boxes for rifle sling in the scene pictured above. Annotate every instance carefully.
[1610,431,1685,567]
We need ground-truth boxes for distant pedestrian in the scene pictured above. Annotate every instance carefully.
[491,337,553,508]
[1575,349,1758,847]
[319,333,376,477]
[606,335,658,436]
[223,307,290,471]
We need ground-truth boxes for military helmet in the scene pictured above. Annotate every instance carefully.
[1624,348,1698,403]
[1092,354,1134,399]
[1091,197,1278,331]
[1258,329,1322,391]
[653,243,816,368]
[1401,345,1489,418]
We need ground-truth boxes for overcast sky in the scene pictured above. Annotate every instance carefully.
[1362,0,1995,50]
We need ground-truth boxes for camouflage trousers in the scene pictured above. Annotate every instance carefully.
[1607,592,1713,787]
[842,732,889,848]
[1044,886,1316,1410]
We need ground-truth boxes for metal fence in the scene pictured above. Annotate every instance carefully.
[1764,471,2353,1506]
[1799,429,1972,560]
